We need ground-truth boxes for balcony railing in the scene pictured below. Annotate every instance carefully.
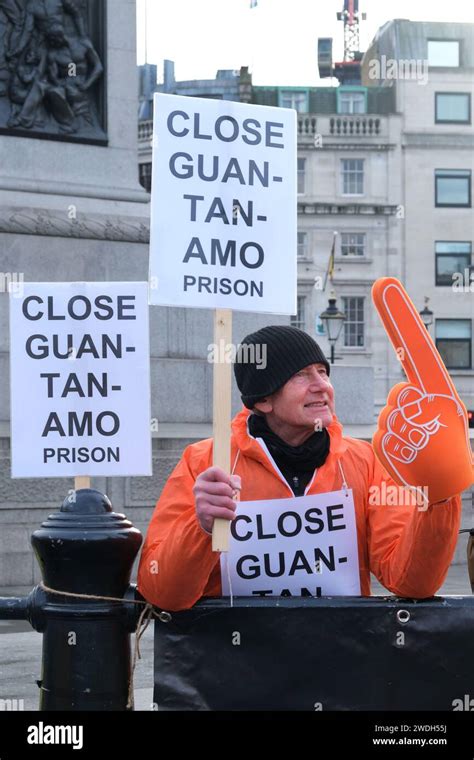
[329,116,382,136]
[298,115,318,136]
[138,120,153,140]
[297,114,387,140]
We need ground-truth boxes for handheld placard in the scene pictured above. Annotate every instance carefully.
[148,94,298,550]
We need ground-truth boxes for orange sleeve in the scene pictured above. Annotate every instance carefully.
[137,445,221,611]
[366,451,461,598]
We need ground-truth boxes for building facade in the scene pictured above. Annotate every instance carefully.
[362,19,474,415]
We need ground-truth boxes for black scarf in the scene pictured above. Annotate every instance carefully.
[248,413,330,496]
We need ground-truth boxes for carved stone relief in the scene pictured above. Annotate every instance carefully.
[0,0,106,143]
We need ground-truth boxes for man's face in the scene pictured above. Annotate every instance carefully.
[254,363,335,432]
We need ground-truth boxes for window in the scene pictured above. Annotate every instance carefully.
[435,242,472,286]
[341,159,364,195]
[435,93,471,124]
[428,40,460,67]
[435,170,471,207]
[280,91,308,112]
[436,319,471,369]
[298,158,306,195]
[139,162,152,192]
[291,296,306,330]
[342,296,365,347]
[340,232,365,256]
[339,92,366,114]
[297,232,309,259]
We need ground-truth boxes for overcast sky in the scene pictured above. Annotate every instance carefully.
[136,0,474,86]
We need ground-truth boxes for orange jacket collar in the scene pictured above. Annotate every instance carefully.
[231,406,348,472]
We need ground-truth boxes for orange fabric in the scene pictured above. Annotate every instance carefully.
[138,408,461,611]
[372,278,473,503]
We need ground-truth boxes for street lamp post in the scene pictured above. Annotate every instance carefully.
[320,295,346,364]
[419,296,434,330]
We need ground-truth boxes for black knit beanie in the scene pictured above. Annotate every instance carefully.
[234,325,330,409]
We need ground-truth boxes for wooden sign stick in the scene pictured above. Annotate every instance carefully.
[74,476,91,490]
[212,308,233,552]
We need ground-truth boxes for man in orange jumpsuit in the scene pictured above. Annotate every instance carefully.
[138,314,468,611]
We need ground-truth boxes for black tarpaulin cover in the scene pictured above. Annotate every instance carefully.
[153,596,474,711]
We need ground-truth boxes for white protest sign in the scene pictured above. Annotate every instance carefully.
[10,282,152,478]
[149,93,297,314]
[220,489,361,597]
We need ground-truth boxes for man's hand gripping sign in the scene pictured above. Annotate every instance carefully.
[372,278,473,505]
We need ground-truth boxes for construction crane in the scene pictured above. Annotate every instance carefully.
[337,0,367,61]
[318,0,367,85]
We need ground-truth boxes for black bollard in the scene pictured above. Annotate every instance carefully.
[29,488,143,711]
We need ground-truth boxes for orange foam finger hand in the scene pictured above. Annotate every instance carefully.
[372,278,473,503]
